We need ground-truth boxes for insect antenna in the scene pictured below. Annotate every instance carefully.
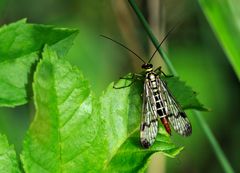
[100,35,146,64]
[147,24,179,63]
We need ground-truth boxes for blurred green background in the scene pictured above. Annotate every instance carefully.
[0,0,239,173]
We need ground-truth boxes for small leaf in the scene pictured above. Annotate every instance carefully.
[0,19,78,107]
[21,47,182,173]
[104,128,183,172]
[163,77,208,111]
[0,134,20,173]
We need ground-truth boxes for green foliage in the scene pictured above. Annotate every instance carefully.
[21,46,182,172]
[128,1,235,172]
[198,0,240,79]
[0,20,207,172]
[0,134,20,173]
[0,19,78,107]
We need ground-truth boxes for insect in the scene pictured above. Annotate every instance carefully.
[101,29,192,148]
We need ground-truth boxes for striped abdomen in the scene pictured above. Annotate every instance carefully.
[147,72,171,135]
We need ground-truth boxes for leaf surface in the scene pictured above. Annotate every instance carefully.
[0,19,78,107]
[163,77,208,111]
[0,134,20,173]
[21,47,182,173]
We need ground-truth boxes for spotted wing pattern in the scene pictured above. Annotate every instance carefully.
[140,79,158,148]
[158,78,192,136]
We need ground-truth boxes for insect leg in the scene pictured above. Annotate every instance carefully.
[154,66,162,74]
[162,71,173,78]
[113,80,136,89]
[113,73,143,89]
[155,66,173,78]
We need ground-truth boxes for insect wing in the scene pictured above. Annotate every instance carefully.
[159,79,192,136]
[140,80,158,148]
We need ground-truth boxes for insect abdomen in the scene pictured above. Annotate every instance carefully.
[147,72,172,135]
[160,117,171,135]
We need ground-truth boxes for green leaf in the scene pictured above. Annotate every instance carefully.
[104,129,183,173]
[198,0,240,79]
[21,46,182,173]
[163,77,208,111]
[0,19,78,107]
[0,134,20,173]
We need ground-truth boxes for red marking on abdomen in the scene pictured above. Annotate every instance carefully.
[161,117,171,135]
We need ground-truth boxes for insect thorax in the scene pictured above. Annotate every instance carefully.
[145,71,156,81]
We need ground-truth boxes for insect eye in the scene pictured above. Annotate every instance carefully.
[141,64,147,69]
[142,64,152,69]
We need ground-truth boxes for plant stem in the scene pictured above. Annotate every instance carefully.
[128,0,177,76]
[128,0,234,173]
[194,111,234,173]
